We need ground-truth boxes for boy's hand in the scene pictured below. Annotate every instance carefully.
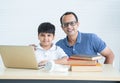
[38,60,48,67]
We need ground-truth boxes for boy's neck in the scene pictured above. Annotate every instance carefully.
[40,44,52,50]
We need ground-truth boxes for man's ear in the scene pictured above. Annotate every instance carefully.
[77,21,80,27]
[61,23,64,28]
[61,25,64,30]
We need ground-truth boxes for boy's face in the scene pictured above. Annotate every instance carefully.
[38,33,54,47]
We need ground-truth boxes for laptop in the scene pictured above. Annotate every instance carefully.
[0,45,39,69]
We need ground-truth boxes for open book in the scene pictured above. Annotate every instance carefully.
[70,55,102,61]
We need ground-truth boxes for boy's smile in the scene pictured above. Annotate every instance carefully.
[38,33,54,50]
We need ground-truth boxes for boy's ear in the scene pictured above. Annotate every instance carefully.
[77,21,80,27]
[38,36,39,40]
[38,34,40,40]
[53,35,55,39]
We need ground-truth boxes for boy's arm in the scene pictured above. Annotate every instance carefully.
[54,56,68,65]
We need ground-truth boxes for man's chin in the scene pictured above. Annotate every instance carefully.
[67,32,75,36]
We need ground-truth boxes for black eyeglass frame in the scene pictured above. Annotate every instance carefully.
[62,21,77,28]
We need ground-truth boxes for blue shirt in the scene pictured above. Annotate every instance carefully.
[56,31,106,57]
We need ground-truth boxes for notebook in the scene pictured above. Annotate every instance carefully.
[0,45,39,69]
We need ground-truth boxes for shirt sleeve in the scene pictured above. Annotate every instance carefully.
[91,34,106,53]
[56,46,69,59]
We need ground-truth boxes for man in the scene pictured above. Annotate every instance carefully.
[56,12,114,64]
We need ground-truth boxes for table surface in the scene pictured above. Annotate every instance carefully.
[0,64,120,81]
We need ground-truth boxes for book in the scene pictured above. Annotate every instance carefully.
[67,58,97,66]
[70,63,103,72]
[70,55,102,61]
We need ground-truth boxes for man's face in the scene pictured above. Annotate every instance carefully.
[61,14,79,36]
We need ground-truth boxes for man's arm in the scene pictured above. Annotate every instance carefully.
[100,47,114,64]
[29,44,37,50]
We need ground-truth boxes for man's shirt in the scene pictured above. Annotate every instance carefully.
[56,31,106,57]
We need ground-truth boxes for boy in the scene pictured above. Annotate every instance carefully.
[35,22,68,67]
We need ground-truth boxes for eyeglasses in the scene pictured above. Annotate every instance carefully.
[62,21,77,27]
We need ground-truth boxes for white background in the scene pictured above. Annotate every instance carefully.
[0,0,120,71]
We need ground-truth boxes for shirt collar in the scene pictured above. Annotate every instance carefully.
[77,31,81,43]
[36,43,56,51]
[65,31,81,46]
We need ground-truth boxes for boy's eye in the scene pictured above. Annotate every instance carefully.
[40,34,45,36]
[47,34,51,37]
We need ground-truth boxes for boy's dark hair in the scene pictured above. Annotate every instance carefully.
[60,12,78,25]
[38,22,55,35]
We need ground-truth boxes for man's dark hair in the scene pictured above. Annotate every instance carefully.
[38,22,55,35]
[60,12,78,25]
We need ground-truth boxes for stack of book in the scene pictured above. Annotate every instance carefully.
[67,55,103,72]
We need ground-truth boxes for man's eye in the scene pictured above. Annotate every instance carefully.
[70,22,76,26]
[65,23,68,27]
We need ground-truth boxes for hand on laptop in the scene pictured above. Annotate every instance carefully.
[38,60,48,67]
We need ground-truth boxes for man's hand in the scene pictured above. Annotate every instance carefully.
[29,44,37,50]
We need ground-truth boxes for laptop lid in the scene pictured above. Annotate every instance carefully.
[0,45,39,69]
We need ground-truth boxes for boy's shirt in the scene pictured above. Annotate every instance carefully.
[35,44,68,63]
